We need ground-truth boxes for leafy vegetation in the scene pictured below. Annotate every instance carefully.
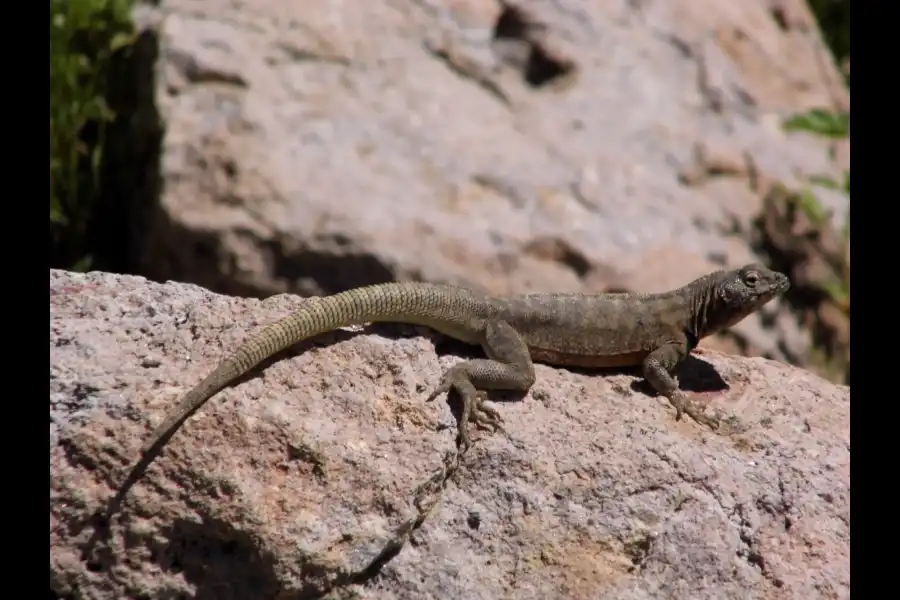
[777,107,850,384]
[781,107,850,310]
[783,109,849,141]
[50,0,136,270]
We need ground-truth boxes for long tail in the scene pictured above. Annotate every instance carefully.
[140,282,494,455]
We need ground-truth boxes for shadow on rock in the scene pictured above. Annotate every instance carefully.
[628,353,729,396]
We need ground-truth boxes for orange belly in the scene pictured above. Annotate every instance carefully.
[527,347,650,369]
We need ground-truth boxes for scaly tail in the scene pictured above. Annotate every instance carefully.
[140,282,495,455]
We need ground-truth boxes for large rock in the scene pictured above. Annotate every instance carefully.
[50,269,849,599]
[118,0,851,378]
[131,0,848,301]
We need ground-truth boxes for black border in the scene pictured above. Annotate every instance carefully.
[847,0,864,589]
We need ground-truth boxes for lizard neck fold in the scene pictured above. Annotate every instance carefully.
[688,274,719,340]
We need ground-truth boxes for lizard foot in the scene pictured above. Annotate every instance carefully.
[671,391,744,434]
[456,391,504,450]
[426,366,504,450]
[468,391,504,431]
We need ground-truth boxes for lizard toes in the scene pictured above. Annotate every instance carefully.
[470,391,504,432]
[427,364,470,402]
[677,394,746,434]
[425,380,452,403]
[670,390,689,421]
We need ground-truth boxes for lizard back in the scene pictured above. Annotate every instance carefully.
[501,291,693,367]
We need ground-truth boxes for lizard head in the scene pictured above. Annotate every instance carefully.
[698,263,790,336]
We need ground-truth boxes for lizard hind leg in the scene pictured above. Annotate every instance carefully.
[426,319,536,449]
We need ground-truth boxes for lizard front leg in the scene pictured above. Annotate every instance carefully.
[643,342,726,430]
[426,320,535,449]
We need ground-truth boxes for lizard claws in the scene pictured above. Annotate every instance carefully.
[671,391,746,434]
[469,391,504,432]
[426,370,504,449]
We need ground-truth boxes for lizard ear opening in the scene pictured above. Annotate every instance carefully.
[716,278,743,306]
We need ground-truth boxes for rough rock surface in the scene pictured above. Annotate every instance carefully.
[118,0,852,379]
[50,270,849,599]
[131,0,849,301]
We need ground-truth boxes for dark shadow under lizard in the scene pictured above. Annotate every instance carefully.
[434,335,729,400]
[626,353,729,396]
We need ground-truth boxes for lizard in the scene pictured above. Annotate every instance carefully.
[138,263,789,457]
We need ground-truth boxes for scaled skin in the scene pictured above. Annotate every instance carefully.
[141,263,789,456]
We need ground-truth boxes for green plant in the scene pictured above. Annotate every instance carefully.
[782,109,849,140]
[782,108,850,311]
[777,107,851,384]
[50,0,136,270]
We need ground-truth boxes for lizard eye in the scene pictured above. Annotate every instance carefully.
[744,271,759,286]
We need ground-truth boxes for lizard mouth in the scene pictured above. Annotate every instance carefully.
[773,273,791,294]
[750,274,790,305]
